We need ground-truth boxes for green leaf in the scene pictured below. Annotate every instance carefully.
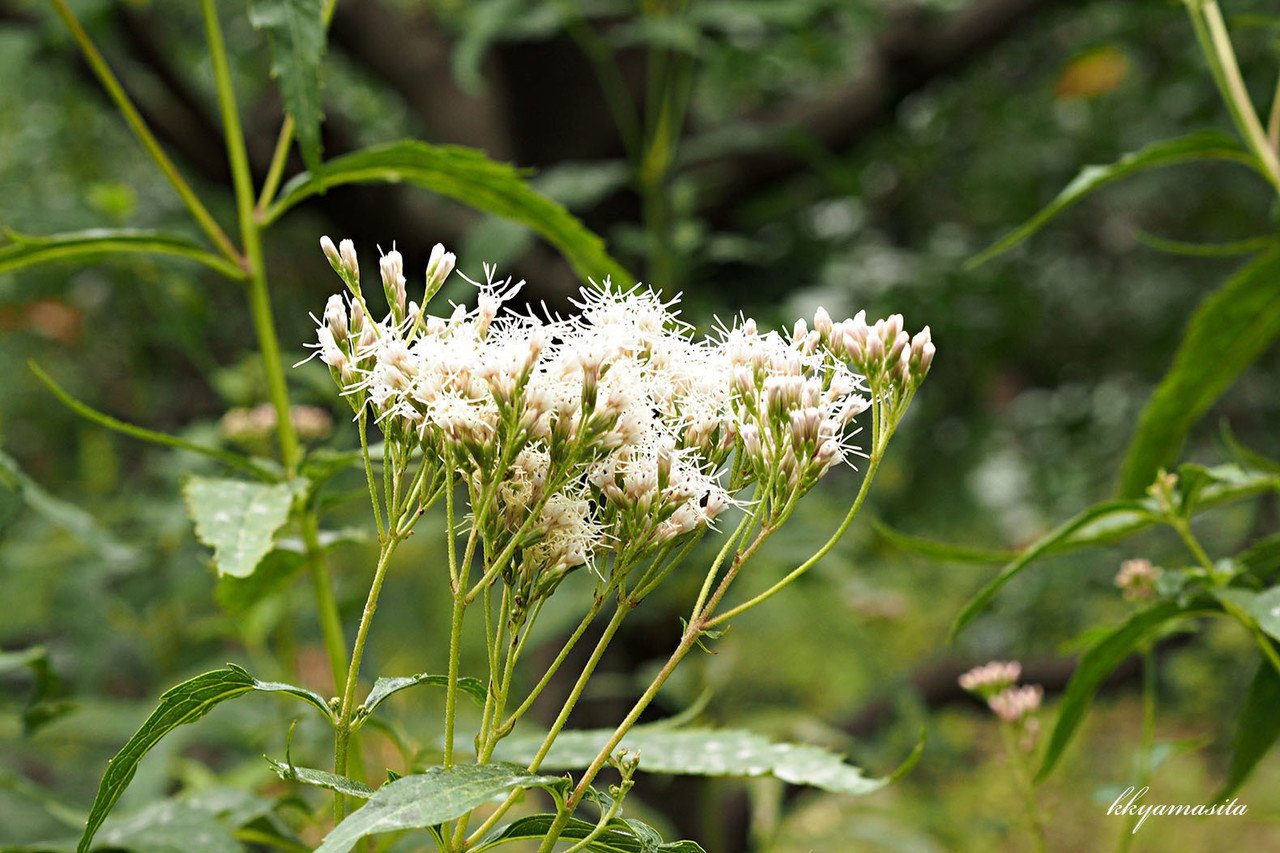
[0,228,244,280]
[30,361,276,481]
[476,813,705,852]
[265,757,374,799]
[183,476,305,578]
[215,548,306,613]
[0,448,138,565]
[1215,587,1280,641]
[1133,229,1276,258]
[949,499,1157,641]
[78,665,332,852]
[94,799,240,853]
[967,132,1257,269]
[1218,654,1280,800]
[315,763,567,853]
[492,728,889,795]
[1038,599,1194,781]
[263,141,631,287]
[1238,532,1280,583]
[361,672,488,717]
[248,0,326,173]
[1117,248,1280,497]
[874,520,1017,564]
[1220,422,1280,474]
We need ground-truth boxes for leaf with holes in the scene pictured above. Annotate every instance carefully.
[183,476,306,578]
[493,728,910,796]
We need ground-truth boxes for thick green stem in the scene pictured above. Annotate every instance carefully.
[201,0,301,472]
[51,0,241,265]
[443,588,467,769]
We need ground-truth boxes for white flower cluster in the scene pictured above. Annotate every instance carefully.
[307,238,933,596]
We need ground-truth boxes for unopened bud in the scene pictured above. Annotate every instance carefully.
[380,250,407,317]
[887,330,909,365]
[321,236,343,273]
[425,243,456,302]
[813,306,833,338]
[792,318,808,343]
[339,240,359,285]
[324,294,348,344]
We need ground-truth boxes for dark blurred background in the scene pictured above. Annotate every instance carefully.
[2,0,1280,849]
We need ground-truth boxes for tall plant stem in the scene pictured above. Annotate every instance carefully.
[50,0,240,264]
[201,0,301,473]
[333,537,400,817]
[1119,647,1157,850]
[303,512,349,692]
[1000,724,1048,853]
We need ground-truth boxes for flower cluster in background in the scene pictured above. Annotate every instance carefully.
[307,238,933,601]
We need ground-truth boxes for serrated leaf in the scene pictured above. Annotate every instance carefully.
[0,448,137,566]
[1117,248,1280,497]
[493,728,887,795]
[265,757,374,799]
[949,499,1157,641]
[874,520,1017,564]
[249,0,326,172]
[263,141,631,287]
[1214,587,1280,641]
[476,813,706,852]
[361,672,487,717]
[1218,654,1280,800]
[0,228,245,280]
[183,476,305,578]
[1038,599,1195,781]
[315,763,567,853]
[967,132,1257,269]
[78,665,332,852]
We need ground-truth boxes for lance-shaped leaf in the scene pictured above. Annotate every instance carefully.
[1038,599,1198,781]
[949,499,1157,641]
[967,131,1257,268]
[492,728,907,796]
[360,672,488,719]
[874,520,1017,564]
[1118,248,1280,497]
[265,757,374,799]
[78,665,332,852]
[315,763,567,853]
[1218,654,1280,800]
[476,813,705,852]
[248,0,326,172]
[262,141,631,287]
[0,228,244,280]
[183,476,306,578]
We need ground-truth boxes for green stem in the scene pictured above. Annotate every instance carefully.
[497,599,604,736]
[303,511,350,693]
[1267,71,1280,154]
[201,0,301,473]
[1119,647,1158,850]
[359,413,385,540]
[705,451,883,629]
[50,0,241,265]
[334,536,401,818]
[443,588,467,769]
[535,621,698,853]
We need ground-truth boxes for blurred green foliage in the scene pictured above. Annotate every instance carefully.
[3,0,1280,849]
